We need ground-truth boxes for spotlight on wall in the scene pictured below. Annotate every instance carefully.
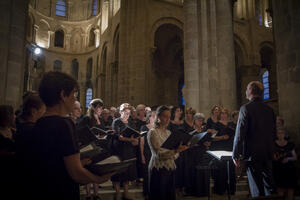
[34,47,41,55]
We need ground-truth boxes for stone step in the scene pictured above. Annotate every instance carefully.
[80,178,251,200]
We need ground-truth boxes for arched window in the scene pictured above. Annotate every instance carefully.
[89,28,96,47]
[71,59,79,80]
[85,88,93,108]
[53,60,62,72]
[86,58,93,80]
[92,0,98,16]
[56,0,66,17]
[262,71,270,100]
[54,30,64,47]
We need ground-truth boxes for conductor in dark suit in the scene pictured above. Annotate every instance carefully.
[232,81,276,197]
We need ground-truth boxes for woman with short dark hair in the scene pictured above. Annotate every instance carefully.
[29,71,114,200]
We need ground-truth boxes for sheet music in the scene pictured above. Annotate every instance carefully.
[207,150,232,160]
[96,155,121,165]
[80,144,94,153]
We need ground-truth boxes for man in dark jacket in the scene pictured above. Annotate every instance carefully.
[232,81,276,197]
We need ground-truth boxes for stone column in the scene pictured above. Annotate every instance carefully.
[215,0,237,111]
[49,31,54,48]
[183,0,200,110]
[65,33,72,51]
[33,24,39,44]
[272,0,300,140]
[81,33,88,50]
[184,0,237,116]
[0,0,28,107]
[94,29,100,48]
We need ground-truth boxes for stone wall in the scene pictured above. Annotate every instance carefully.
[272,0,300,159]
[0,0,28,108]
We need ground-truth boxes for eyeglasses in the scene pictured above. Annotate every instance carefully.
[73,91,79,98]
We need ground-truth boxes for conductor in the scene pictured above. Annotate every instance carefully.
[232,81,276,197]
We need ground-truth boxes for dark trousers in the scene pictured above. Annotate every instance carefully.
[246,160,276,197]
[149,167,176,200]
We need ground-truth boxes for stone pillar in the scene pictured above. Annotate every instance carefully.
[216,0,237,111]
[0,0,28,108]
[272,0,300,140]
[33,24,39,44]
[65,33,72,51]
[94,29,100,48]
[183,0,200,110]
[49,31,54,48]
[81,33,87,49]
[184,0,237,116]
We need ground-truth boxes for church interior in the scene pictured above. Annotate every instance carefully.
[0,0,300,199]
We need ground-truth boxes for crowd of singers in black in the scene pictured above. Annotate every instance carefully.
[0,71,297,200]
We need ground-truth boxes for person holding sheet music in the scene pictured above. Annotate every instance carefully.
[13,94,45,199]
[28,72,114,200]
[78,99,106,136]
[211,108,236,195]
[111,103,138,200]
[184,113,212,196]
[148,105,189,200]
[78,98,106,199]
[135,104,147,183]
[206,105,221,133]
[139,111,155,200]
[183,107,196,133]
[168,106,186,194]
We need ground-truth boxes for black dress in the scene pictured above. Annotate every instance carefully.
[182,120,195,192]
[0,131,17,199]
[111,118,137,183]
[14,122,36,198]
[210,122,236,195]
[273,141,297,188]
[140,125,151,197]
[30,116,80,200]
[167,122,185,189]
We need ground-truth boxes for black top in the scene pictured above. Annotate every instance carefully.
[233,97,276,161]
[31,116,80,200]
[78,115,106,130]
[101,116,113,130]
[15,122,35,157]
[206,117,220,131]
[183,120,194,133]
[274,141,295,161]
[0,133,15,153]
[211,122,235,151]
[112,118,136,160]
[140,125,151,163]
[167,122,185,135]
[135,119,146,132]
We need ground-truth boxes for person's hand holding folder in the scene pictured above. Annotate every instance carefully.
[175,141,189,153]
[94,171,116,184]
[130,136,139,146]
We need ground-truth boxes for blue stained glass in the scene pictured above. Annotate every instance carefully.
[56,0,66,16]
[181,85,185,106]
[262,71,270,100]
[86,88,93,108]
[93,0,97,15]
